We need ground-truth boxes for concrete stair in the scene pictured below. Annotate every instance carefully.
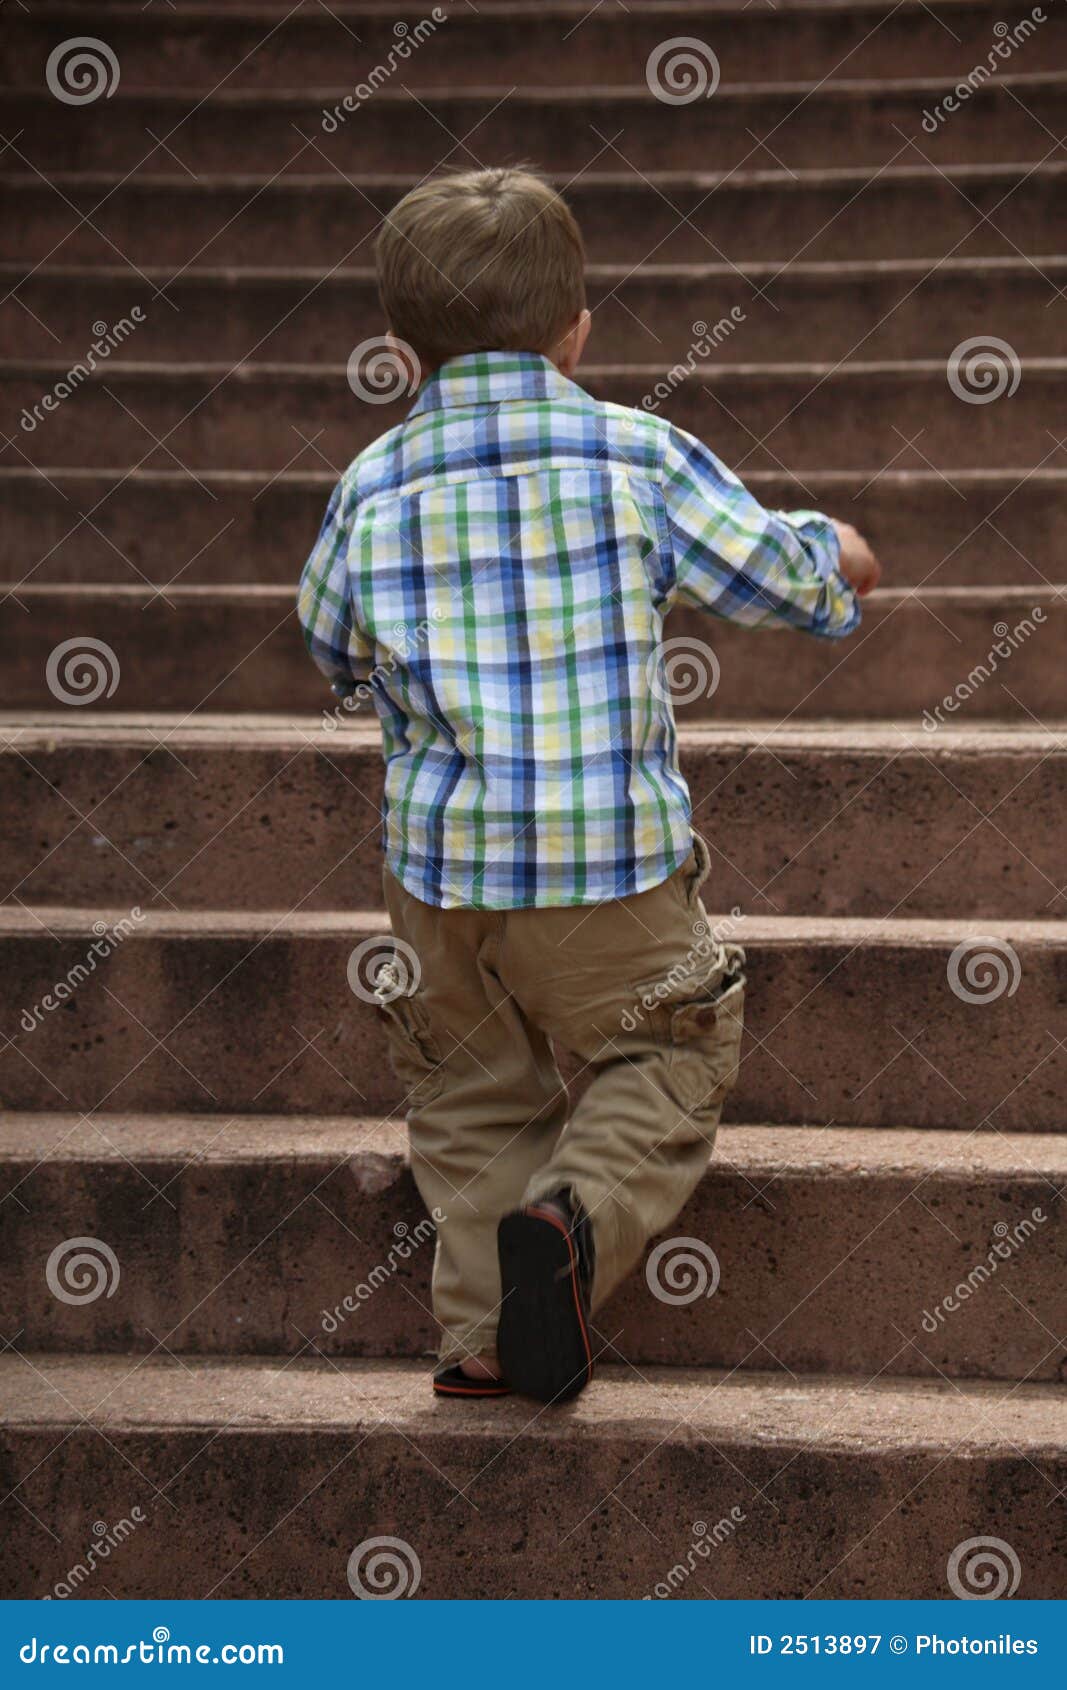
[7,165,1065,268]
[5,1114,1065,1382]
[3,467,1062,587]
[4,1354,1066,1599]
[3,719,1065,918]
[0,587,1063,717]
[1,0,1065,1600]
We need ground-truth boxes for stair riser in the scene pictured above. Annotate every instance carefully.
[5,737,1065,919]
[6,173,1062,268]
[7,471,1061,589]
[9,8,1065,90]
[0,592,1060,720]
[6,82,1061,174]
[8,1145,1063,1381]
[4,368,1059,471]
[7,266,1064,365]
[1,1419,1063,1598]
[1,925,1063,1126]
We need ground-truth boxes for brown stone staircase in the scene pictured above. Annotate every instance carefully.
[1,0,1065,1599]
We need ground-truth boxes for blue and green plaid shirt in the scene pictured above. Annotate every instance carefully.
[298,351,859,910]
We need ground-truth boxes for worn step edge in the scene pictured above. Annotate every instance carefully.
[7,1112,1067,1179]
[7,161,1065,192]
[2,906,1064,945]
[5,356,1066,383]
[3,1353,1065,1452]
[11,256,1067,283]
[6,69,1067,103]
[3,716,1063,754]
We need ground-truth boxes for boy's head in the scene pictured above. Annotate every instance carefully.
[375,167,590,377]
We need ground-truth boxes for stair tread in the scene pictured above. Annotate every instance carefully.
[13,255,1067,281]
[2,715,1063,751]
[7,68,1066,101]
[8,161,1066,191]
[7,1111,1067,1175]
[4,1352,1064,1448]
[4,905,1064,942]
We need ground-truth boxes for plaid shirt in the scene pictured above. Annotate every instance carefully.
[298,351,859,910]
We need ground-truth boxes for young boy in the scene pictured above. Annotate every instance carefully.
[298,167,880,1405]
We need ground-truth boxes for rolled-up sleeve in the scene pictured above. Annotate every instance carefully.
[297,480,375,696]
[660,423,860,638]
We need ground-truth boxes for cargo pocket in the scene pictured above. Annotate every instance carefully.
[635,944,746,1117]
[375,963,444,1109]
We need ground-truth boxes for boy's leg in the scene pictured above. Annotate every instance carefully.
[378,868,569,1370]
[500,837,745,1312]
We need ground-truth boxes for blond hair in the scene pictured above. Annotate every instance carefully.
[375,167,586,370]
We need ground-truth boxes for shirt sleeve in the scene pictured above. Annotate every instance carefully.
[296,480,376,697]
[659,422,860,638]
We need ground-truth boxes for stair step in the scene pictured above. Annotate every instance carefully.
[9,1,1063,91]
[2,906,1064,1127]
[4,359,1062,471]
[2,1352,1065,1597]
[4,467,1063,589]
[0,584,1060,720]
[7,164,1065,268]
[6,1113,1064,1381]
[5,73,1065,175]
[8,258,1067,366]
[3,718,1065,919]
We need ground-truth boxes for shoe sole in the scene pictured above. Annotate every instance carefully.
[497,1206,594,1404]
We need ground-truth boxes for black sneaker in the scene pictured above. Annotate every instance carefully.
[432,1364,511,1400]
[497,1190,596,1403]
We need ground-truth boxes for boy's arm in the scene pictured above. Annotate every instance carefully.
[659,423,867,637]
[297,480,375,697]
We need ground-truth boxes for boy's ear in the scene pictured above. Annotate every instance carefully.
[384,329,425,387]
[553,309,591,377]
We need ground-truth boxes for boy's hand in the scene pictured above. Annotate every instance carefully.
[830,519,882,597]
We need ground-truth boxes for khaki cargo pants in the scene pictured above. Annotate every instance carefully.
[376,836,745,1368]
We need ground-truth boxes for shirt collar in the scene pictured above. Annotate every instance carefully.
[407,350,579,416]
